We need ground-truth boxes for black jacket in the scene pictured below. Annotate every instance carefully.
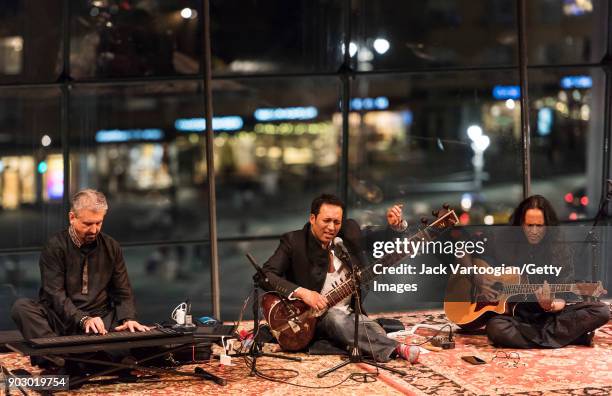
[262,219,400,312]
[38,229,136,328]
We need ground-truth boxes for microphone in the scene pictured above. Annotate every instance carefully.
[333,237,354,270]
[246,253,271,289]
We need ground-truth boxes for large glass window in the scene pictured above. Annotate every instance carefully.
[0,0,611,320]
[0,1,62,84]
[69,81,209,243]
[529,67,604,220]
[0,252,39,330]
[352,0,518,72]
[0,87,64,249]
[123,243,211,324]
[210,0,344,75]
[347,71,523,227]
[527,0,608,65]
[218,239,279,319]
[70,1,202,79]
[212,77,342,238]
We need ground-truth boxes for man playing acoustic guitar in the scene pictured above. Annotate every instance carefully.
[262,194,419,362]
[474,195,609,348]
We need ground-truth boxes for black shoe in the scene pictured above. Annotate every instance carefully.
[40,365,67,376]
[573,331,595,347]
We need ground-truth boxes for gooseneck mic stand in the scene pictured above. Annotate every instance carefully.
[317,245,406,378]
[234,253,301,376]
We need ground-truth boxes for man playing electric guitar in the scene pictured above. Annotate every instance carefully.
[455,195,609,348]
[262,194,418,362]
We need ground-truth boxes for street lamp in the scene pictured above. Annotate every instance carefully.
[466,125,490,190]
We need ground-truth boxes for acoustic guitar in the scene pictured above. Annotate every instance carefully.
[444,266,607,330]
[262,206,459,351]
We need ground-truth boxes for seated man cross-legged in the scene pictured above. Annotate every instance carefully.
[262,193,419,363]
[11,189,150,369]
[477,195,609,348]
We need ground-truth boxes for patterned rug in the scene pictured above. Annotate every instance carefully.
[1,309,610,395]
[377,310,612,396]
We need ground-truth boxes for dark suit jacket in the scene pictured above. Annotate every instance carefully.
[262,218,402,312]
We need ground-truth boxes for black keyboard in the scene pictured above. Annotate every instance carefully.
[29,328,186,348]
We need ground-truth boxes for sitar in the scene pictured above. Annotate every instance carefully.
[262,206,459,351]
[444,267,607,330]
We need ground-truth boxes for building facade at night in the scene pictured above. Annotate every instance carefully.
[0,0,610,326]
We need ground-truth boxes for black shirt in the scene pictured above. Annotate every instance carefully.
[38,229,136,328]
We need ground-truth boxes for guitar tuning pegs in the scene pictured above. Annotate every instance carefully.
[421,217,428,225]
[443,203,450,209]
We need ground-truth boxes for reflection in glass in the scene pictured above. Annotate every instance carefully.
[70,1,202,79]
[347,72,522,227]
[353,0,517,71]
[210,0,344,75]
[123,243,211,324]
[218,239,286,320]
[527,0,607,65]
[0,87,64,249]
[211,77,341,237]
[69,82,209,243]
[0,1,62,83]
[529,68,603,220]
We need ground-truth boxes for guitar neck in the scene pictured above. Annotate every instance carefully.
[503,283,578,296]
[324,277,355,306]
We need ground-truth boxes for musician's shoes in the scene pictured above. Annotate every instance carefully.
[39,365,68,377]
[572,331,595,347]
[395,344,420,364]
[31,355,65,368]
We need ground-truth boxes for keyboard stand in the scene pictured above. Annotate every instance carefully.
[5,336,227,389]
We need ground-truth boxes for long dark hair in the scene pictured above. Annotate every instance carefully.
[509,195,559,226]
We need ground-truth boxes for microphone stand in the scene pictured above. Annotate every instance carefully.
[584,182,611,284]
[317,251,405,378]
[232,253,301,376]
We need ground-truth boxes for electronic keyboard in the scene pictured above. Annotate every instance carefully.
[29,327,185,348]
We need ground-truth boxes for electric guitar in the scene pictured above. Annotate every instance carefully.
[444,266,607,330]
[262,206,459,351]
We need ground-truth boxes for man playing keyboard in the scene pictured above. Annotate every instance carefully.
[11,189,150,367]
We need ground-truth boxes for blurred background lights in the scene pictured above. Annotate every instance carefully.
[373,38,390,54]
[341,42,358,57]
[467,125,483,141]
[461,193,473,210]
[180,8,193,19]
[41,135,52,147]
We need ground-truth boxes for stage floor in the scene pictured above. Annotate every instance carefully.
[1,307,611,395]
